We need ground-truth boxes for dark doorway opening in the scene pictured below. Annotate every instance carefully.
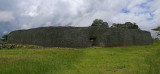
[90,37,96,46]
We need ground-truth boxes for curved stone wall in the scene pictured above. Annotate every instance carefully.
[7,26,152,48]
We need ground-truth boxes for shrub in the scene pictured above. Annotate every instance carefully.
[2,34,8,42]
[91,19,109,28]
[111,22,140,29]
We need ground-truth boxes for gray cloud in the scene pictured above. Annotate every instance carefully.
[0,0,160,37]
[0,11,15,22]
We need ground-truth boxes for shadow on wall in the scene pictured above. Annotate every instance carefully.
[90,37,97,46]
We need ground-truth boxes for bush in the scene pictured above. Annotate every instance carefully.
[91,19,109,28]
[12,44,44,49]
[111,22,140,29]
[152,26,160,36]
[152,38,160,43]
[2,34,8,42]
[0,44,44,49]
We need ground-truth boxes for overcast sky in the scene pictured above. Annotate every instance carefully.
[0,0,160,37]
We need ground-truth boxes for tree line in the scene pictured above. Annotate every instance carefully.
[91,19,140,29]
[91,19,160,37]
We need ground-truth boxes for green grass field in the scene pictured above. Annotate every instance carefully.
[0,42,160,74]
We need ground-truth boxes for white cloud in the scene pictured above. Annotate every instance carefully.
[0,0,160,37]
[3,31,8,34]
[16,0,160,31]
[21,24,29,29]
[0,11,15,22]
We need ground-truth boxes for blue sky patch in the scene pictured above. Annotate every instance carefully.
[121,8,130,13]
[138,0,154,9]
[139,3,150,9]
[147,12,154,20]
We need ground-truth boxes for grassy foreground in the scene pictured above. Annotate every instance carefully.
[0,42,160,74]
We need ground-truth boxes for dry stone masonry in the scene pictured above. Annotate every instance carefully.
[7,25,152,48]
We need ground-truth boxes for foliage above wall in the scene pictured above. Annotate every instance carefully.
[91,19,140,29]
[111,22,140,29]
[91,19,109,28]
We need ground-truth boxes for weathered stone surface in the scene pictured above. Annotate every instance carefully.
[7,26,152,48]
[104,28,152,47]
[8,27,91,48]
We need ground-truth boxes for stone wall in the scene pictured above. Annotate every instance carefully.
[103,28,153,47]
[8,27,91,48]
[7,26,152,48]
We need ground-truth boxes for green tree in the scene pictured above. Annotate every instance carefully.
[91,19,109,28]
[152,26,160,36]
[2,34,9,42]
[111,23,122,28]
[111,22,140,29]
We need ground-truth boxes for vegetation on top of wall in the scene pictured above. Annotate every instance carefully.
[111,22,140,29]
[91,19,109,28]
[91,19,140,30]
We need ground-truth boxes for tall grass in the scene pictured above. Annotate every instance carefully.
[0,42,160,74]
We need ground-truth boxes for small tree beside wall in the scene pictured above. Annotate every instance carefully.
[1,34,9,42]
[152,26,160,36]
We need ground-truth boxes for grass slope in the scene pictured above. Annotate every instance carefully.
[0,42,160,74]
